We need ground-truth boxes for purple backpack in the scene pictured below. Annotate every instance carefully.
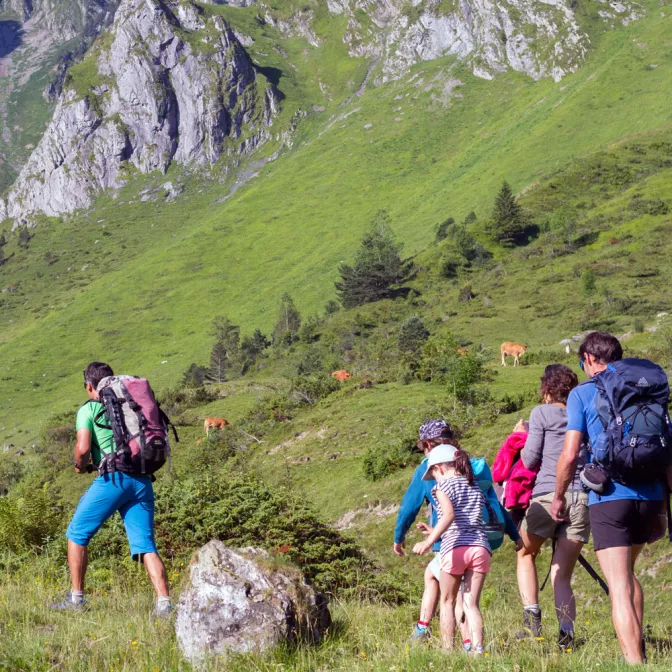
[96,375,178,476]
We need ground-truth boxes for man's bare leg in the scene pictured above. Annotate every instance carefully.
[596,545,644,664]
[143,552,170,598]
[68,539,88,593]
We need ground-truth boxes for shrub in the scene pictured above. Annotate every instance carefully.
[362,432,421,482]
[398,316,430,360]
[458,284,473,301]
[324,300,340,314]
[435,217,454,242]
[94,471,401,599]
[158,386,218,419]
[581,269,596,298]
[0,485,63,553]
[440,255,461,279]
[180,363,209,388]
[290,373,340,405]
[296,345,327,375]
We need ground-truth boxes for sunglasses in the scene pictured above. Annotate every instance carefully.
[579,358,585,372]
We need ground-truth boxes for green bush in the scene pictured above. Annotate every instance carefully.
[362,431,421,482]
[398,316,430,360]
[93,471,401,600]
[0,485,63,553]
[290,373,340,405]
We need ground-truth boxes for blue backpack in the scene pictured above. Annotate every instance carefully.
[590,358,672,485]
[471,457,506,550]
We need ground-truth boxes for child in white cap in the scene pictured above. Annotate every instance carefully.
[413,444,490,655]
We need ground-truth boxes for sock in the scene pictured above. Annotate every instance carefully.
[524,604,540,613]
[463,639,472,651]
[157,595,171,607]
[417,620,429,630]
[70,590,84,604]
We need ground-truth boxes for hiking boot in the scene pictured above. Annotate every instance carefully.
[558,629,574,651]
[152,602,175,619]
[50,592,87,612]
[515,608,542,640]
[409,624,430,643]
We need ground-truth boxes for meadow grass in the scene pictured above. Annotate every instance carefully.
[1,1,672,445]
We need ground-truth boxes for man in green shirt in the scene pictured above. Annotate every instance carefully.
[52,361,173,616]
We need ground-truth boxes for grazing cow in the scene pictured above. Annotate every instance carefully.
[456,347,469,357]
[204,417,231,435]
[272,407,291,422]
[500,342,528,367]
[331,370,352,383]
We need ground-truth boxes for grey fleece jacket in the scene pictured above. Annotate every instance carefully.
[520,403,586,498]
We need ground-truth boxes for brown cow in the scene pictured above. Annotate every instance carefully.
[501,342,528,367]
[204,417,231,435]
[331,370,352,383]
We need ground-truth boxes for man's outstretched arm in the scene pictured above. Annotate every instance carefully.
[393,464,428,556]
[551,430,582,521]
[74,429,92,472]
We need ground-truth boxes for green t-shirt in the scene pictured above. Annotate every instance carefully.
[75,401,115,466]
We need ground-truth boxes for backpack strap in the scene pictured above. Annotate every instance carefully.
[540,538,609,595]
[667,483,672,543]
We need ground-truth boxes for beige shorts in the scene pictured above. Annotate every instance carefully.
[520,491,590,544]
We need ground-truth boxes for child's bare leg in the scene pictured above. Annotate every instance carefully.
[439,570,462,650]
[462,570,487,648]
[455,583,471,646]
[419,561,440,624]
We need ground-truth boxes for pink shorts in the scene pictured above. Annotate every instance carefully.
[440,545,491,575]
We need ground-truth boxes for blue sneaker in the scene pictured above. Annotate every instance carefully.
[50,592,86,612]
[152,602,175,619]
[409,624,430,643]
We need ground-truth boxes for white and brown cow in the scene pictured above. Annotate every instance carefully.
[500,342,528,367]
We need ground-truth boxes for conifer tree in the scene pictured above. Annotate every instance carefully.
[487,181,527,247]
[273,293,302,345]
[210,316,241,379]
[335,210,408,308]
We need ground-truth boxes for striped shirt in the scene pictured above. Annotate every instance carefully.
[432,476,489,556]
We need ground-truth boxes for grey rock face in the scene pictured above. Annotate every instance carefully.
[331,0,644,83]
[2,0,278,223]
[175,541,331,667]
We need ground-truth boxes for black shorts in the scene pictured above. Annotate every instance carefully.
[590,499,663,551]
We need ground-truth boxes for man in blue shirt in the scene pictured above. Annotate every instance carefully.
[551,332,667,664]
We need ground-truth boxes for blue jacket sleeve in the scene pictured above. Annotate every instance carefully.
[502,507,520,542]
[394,463,429,544]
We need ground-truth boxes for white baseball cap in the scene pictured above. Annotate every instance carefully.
[422,444,459,481]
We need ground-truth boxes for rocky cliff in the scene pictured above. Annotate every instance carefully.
[329,0,644,83]
[1,0,278,223]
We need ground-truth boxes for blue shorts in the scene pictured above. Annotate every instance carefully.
[66,473,157,560]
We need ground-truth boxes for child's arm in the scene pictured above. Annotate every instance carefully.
[413,489,454,555]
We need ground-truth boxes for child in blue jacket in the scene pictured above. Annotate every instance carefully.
[394,419,520,644]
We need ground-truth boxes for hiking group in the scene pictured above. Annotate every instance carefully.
[52,331,671,665]
[394,331,672,664]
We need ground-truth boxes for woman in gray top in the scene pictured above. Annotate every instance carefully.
[515,364,587,651]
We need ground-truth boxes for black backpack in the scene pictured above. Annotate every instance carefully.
[590,358,672,485]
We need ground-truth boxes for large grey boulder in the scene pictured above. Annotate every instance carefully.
[175,541,331,666]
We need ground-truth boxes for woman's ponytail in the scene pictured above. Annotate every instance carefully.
[453,449,474,485]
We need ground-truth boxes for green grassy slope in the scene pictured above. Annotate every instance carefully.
[2,1,671,445]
